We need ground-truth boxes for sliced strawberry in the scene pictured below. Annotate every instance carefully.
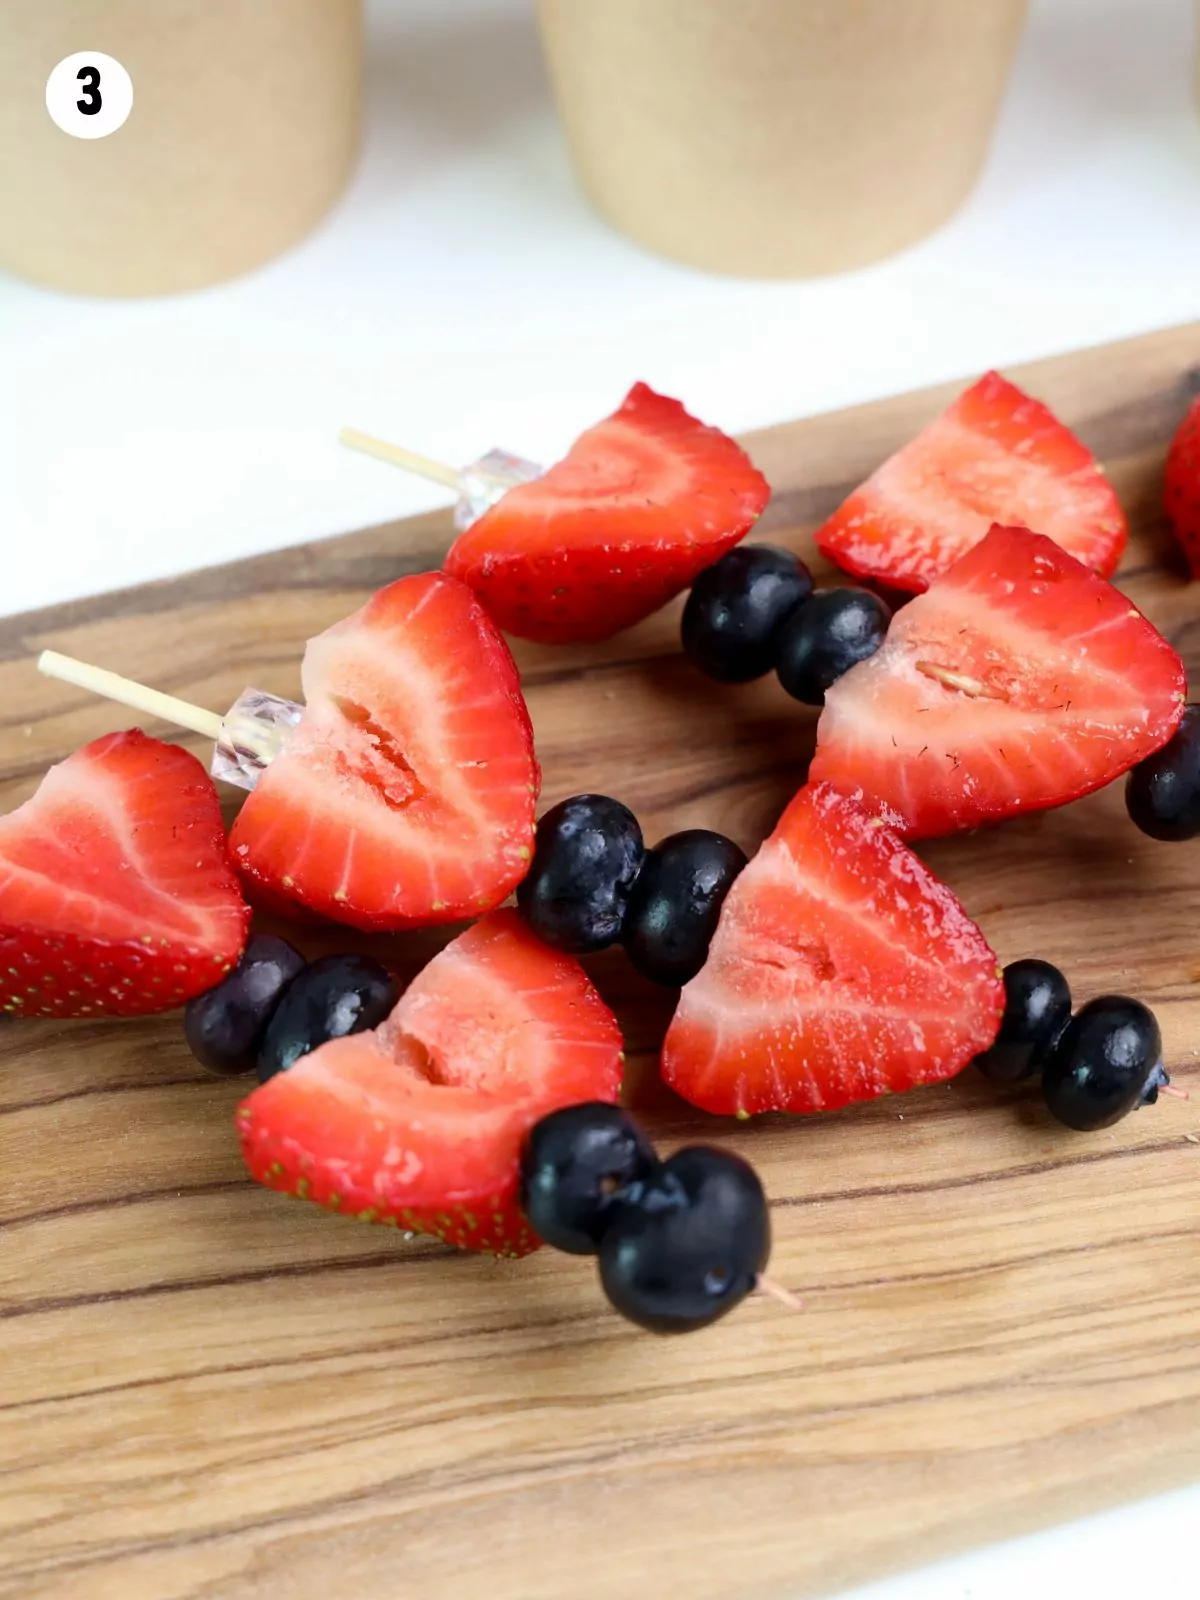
[230,572,539,931]
[811,525,1186,840]
[237,910,624,1255]
[816,371,1127,593]
[0,730,249,1018]
[444,383,770,644]
[1164,396,1200,580]
[662,782,1003,1117]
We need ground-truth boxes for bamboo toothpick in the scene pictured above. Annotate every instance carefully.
[915,660,1004,700]
[756,1275,803,1312]
[338,427,459,489]
[38,650,223,740]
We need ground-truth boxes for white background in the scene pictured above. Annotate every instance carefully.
[1,0,1197,1594]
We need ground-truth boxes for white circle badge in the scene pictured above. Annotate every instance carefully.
[46,52,133,140]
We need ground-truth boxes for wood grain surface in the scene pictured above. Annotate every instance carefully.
[3,325,1200,1600]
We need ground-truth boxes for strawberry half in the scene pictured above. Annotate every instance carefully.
[443,382,770,644]
[237,910,624,1256]
[662,782,1003,1117]
[0,730,249,1018]
[811,525,1187,840]
[1164,396,1200,580]
[230,572,539,931]
[816,371,1127,593]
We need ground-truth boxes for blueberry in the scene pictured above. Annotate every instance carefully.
[682,546,814,683]
[257,954,398,1083]
[1042,996,1166,1131]
[598,1146,770,1334]
[1126,704,1200,841]
[974,959,1073,1085]
[519,1102,660,1255]
[184,934,305,1077]
[623,829,747,987]
[775,587,891,706]
[517,794,644,954]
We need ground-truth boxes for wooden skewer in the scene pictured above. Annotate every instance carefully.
[338,426,460,489]
[38,651,223,741]
[915,660,1004,700]
[755,1274,803,1312]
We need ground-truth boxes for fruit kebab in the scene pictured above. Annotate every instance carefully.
[341,382,771,644]
[513,782,1188,1134]
[681,525,1188,840]
[37,572,541,931]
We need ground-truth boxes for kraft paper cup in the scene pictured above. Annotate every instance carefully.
[0,0,362,297]
[537,0,1029,279]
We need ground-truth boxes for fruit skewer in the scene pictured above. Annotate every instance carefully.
[340,384,771,645]
[40,573,540,935]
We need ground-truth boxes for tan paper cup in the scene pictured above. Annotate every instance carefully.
[537,0,1028,279]
[0,0,362,297]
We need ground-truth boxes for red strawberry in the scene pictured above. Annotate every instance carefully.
[444,382,770,644]
[0,730,249,1018]
[662,782,1003,1117]
[1164,396,1200,579]
[811,525,1186,840]
[230,572,539,931]
[237,910,624,1256]
[816,371,1127,593]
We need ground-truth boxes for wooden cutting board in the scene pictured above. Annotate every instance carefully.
[3,325,1200,1600]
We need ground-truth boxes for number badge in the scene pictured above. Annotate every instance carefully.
[46,52,133,140]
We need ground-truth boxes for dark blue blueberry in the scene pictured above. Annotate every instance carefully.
[1126,704,1200,841]
[184,934,305,1077]
[775,587,891,706]
[682,545,814,683]
[1042,996,1166,1131]
[598,1146,770,1334]
[257,954,398,1083]
[623,829,747,986]
[974,959,1073,1084]
[519,1102,660,1255]
[517,794,644,954]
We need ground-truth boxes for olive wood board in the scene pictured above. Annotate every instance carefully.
[2,323,1200,1600]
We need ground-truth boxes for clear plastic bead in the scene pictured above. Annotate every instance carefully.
[454,448,542,530]
[211,687,303,792]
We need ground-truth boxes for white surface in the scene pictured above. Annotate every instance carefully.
[3,0,1200,617]
[0,0,1197,1593]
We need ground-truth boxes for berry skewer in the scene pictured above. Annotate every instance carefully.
[520,788,1189,1135]
[186,931,800,1332]
[684,537,1200,849]
[973,958,1187,1129]
[520,1103,800,1333]
[37,573,541,933]
[683,529,1188,842]
[340,383,770,644]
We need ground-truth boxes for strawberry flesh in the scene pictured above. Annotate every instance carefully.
[662,782,1003,1116]
[0,730,249,1018]
[229,572,539,931]
[444,382,770,644]
[816,371,1127,593]
[237,910,625,1256]
[811,525,1187,839]
[1164,396,1200,580]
